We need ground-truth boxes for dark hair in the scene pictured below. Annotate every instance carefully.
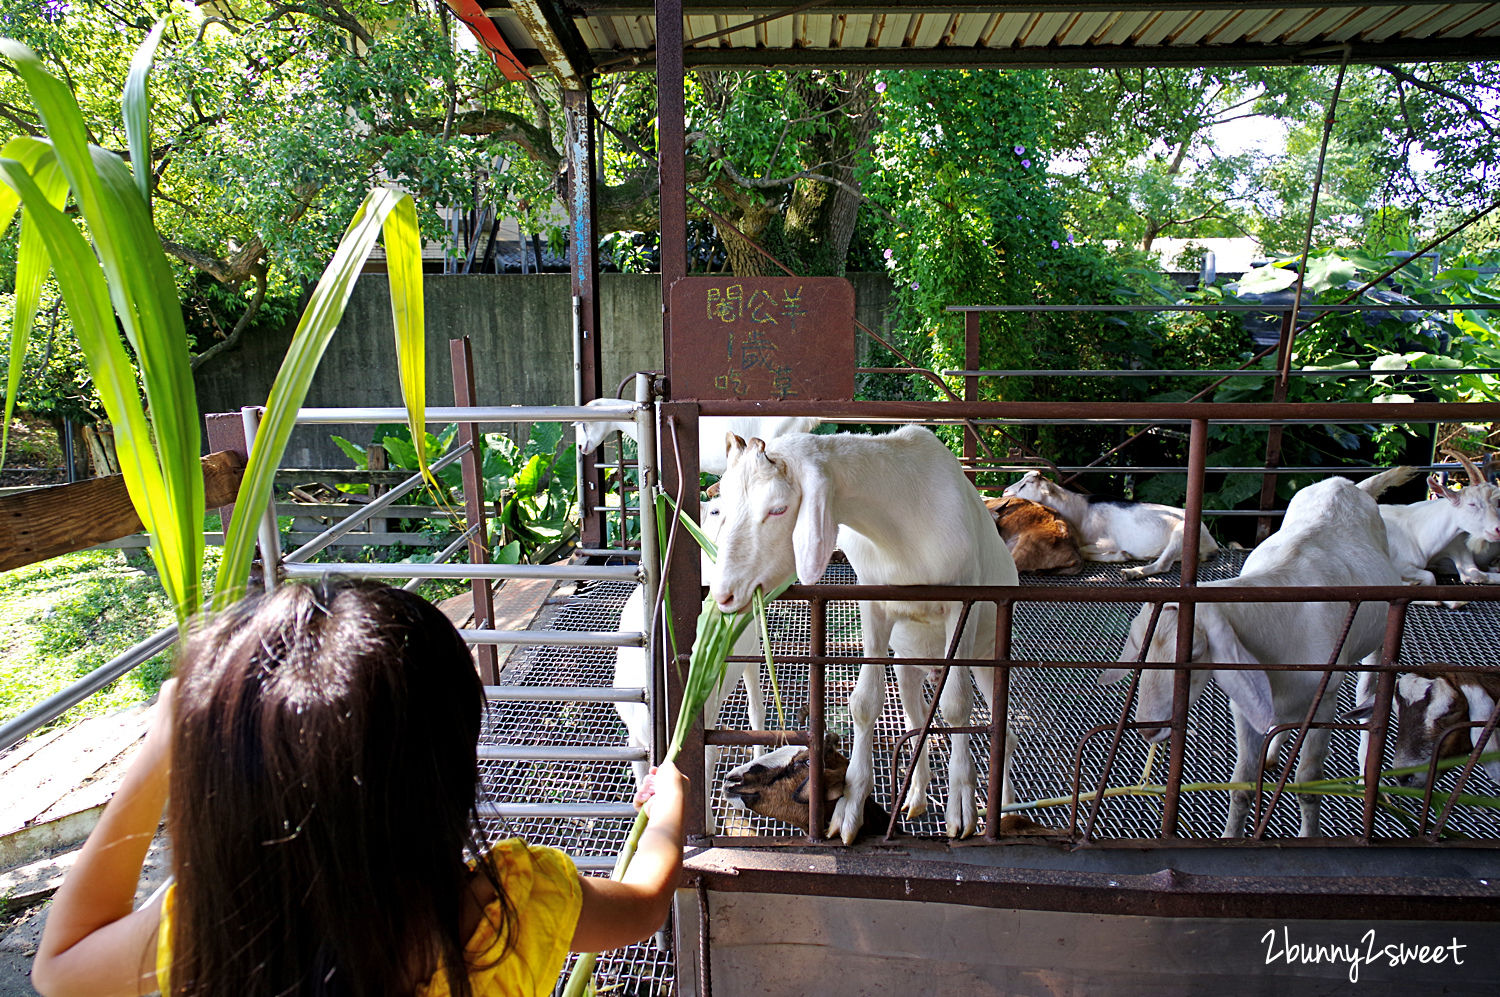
[165,579,509,996]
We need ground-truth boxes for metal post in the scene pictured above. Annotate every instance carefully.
[657,0,687,362]
[635,374,661,769]
[1160,417,1207,836]
[661,401,705,837]
[450,337,499,684]
[565,83,606,552]
[808,597,827,842]
[964,310,980,483]
[241,406,281,592]
[1365,602,1407,837]
[985,600,1013,840]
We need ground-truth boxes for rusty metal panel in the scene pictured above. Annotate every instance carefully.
[669,276,855,402]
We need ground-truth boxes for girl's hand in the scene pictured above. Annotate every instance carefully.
[137,678,176,774]
[632,761,686,817]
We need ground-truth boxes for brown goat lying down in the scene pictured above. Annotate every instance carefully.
[985,496,1083,575]
[722,735,1053,839]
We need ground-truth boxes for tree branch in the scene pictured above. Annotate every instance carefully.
[1376,64,1498,138]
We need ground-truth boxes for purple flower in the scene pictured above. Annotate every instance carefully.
[1014,145,1025,155]
[1051,240,1060,249]
[1067,234,1074,243]
[910,281,920,290]
[883,248,894,260]
[875,81,887,93]
[1022,159,1032,168]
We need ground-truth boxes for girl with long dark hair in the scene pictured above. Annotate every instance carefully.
[30,579,685,996]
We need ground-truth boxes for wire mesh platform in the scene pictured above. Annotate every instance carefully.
[479,551,1500,994]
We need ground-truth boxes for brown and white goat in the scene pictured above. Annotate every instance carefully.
[1001,470,1219,580]
[722,736,1053,839]
[984,496,1083,575]
[1350,670,1500,788]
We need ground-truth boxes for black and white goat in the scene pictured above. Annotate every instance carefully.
[710,426,1019,843]
[1101,474,1400,836]
[1001,470,1219,579]
[575,398,818,475]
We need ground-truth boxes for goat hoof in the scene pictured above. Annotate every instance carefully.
[946,798,978,839]
[901,788,928,820]
[828,797,865,844]
[1120,567,1146,580]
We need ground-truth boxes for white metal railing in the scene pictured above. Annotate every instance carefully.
[2,376,664,852]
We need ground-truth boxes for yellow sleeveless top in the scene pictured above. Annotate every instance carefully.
[155,839,582,996]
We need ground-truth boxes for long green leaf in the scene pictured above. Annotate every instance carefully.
[0,158,180,609]
[1,39,203,619]
[381,193,431,483]
[0,137,65,468]
[213,187,424,610]
[123,19,166,209]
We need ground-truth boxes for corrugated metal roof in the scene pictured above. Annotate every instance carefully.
[468,2,1500,79]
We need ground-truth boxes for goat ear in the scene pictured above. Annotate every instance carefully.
[793,465,837,585]
[725,433,748,466]
[1098,667,1130,687]
[1341,698,1375,723]
[1200,611,1275,734]
[1431,473,1459,504]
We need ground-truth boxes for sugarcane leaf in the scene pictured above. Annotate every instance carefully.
[1,138,65,469]
[122,18,166,209]
[214,187,419,609]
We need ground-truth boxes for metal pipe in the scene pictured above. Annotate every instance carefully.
[293,404,642,425]
[476,802,638,819]
[283,443,473,563]
[477,744,647,762]
[808,597,827,843]
[280,561,638,582]
[1160,419,1208,836]
[946,367,1500,378]
[402,523,481,592]
[242,406,282,591]
[984,600,1012,840]
[459,628,645,647]
[484,685,646,703]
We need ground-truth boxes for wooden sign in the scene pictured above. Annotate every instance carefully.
[669,276,854,401]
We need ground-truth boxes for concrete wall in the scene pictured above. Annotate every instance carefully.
[195,273,895,467]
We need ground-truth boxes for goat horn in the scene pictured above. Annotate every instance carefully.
[1443,448,1486,486]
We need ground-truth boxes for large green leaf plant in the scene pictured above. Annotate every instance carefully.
[0,27,433,624]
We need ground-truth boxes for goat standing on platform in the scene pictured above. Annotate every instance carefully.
[1101,476,1399,837]
[575,399,818,475]
[1001,470,1219,579]
[709,426,1020,843]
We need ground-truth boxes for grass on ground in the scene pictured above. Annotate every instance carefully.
[0,545,224,737]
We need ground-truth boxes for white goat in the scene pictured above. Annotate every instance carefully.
[576,398,819,475]
[710,426,1020,843]
[1001,470,1219,580]
[613,500,765,834]
[1373,452,1500,588]
[1101,475,1399,837]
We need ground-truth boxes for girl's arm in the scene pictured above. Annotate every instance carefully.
[30,682,175,997]
[569,760,686,952]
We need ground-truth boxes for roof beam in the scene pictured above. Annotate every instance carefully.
[574,0,1428,14]
[508,0,594,87]
[585,37,1500,72]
